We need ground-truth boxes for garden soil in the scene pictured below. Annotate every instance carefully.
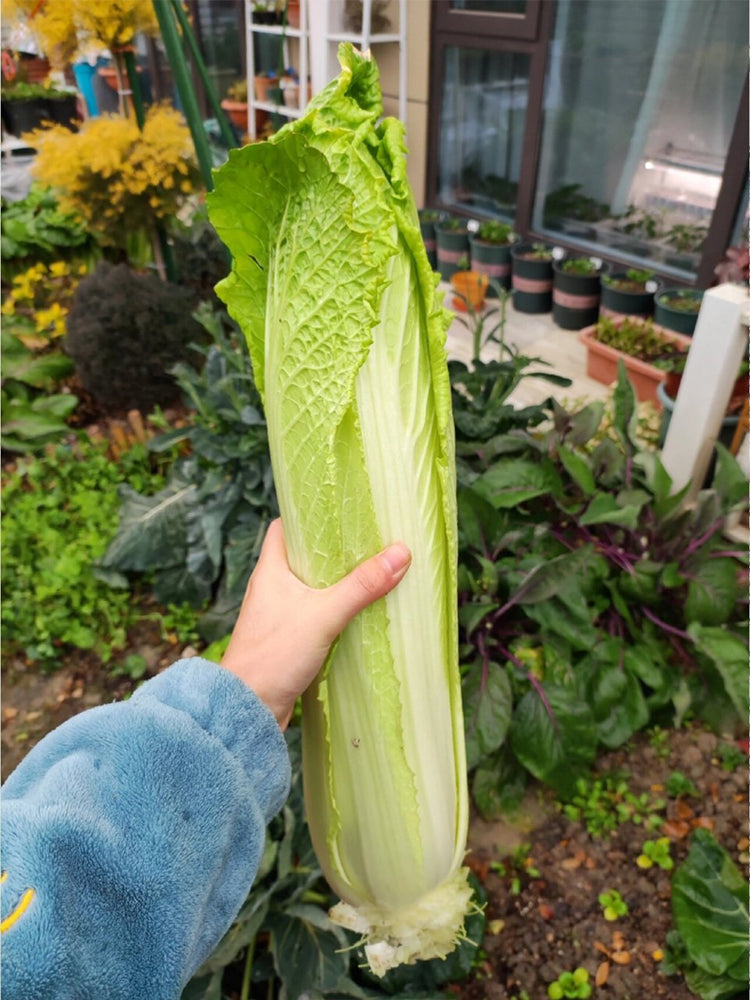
[3,658,747,1000]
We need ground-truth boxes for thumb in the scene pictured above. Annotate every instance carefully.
[321,543,411,638]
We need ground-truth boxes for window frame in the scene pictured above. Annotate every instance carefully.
[433,0,544,43]
[427,0,748,287]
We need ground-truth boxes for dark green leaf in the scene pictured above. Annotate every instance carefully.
[509,683,597,797]
[581,651,649,748]
[475,458,561,508]
[472,745,527,819]
[558,444,596,495]
[711,444,749,512]
[687,624,749,722]
[459,601,499,636]
[566,400,605,445]
[267,904,350,996]
[685,559,739,626]
[612,361,638,452]
[102,477,196,572]
[463,660,512,770]
[580,493,641,529]
[672,829,749,979]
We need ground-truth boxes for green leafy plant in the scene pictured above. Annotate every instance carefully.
[65,261,203,413]
[561,257,598,275]
[1,437,168,665]
[637,837,673,871]
[547,966,592,999]
[1,328,77,452]
[714,741,746,772]
[456,363,748,810]
[101,305,277,639]
[648,726,671,760]
[1,80,73,100]
[602,268,655,291]
[543,182,609,223]
[525,242,553,260]
[1,184,96,278]
[418,208,444,223]
[593,316,687,364]
[658,289,703,313]
[561,773,664,837]
[665,222,708,255]
[663,829,749,1000]
[598,888,629,921]
[440,216,468,231]
[666,770,699,799]
[476,220,516,245]
[614,203,665,240]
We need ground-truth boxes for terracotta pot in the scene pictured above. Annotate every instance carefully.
[451,271,489,312]
[254,74,277,102]
[221,99,248,130]
[578,320,692,406]
[287,0,301,27]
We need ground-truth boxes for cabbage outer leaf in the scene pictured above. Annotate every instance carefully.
[208,43,470,972]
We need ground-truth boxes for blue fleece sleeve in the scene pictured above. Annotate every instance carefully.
[1,657,291,1000]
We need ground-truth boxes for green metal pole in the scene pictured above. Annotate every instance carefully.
[152,0,215,191]
[123,47,178,283]
[169,0,237,150]
[123,50,146,129]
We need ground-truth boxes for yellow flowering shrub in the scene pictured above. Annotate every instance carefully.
[29,105,200,250]
[2,0,158,65]
[1,260,86,349]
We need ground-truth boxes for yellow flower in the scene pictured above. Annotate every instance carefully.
[49,261,69,278]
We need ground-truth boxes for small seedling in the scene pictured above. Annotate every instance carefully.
[666,770,698,798]
[637,837,673,871]
[548,967,592,999]
[714,741,746,771]
[598,888,629,921]
[562,773,665,837]
[648,726,671,760]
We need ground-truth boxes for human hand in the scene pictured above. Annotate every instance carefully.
[221,519,411,729]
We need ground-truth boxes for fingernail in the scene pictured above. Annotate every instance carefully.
[382,543,411,575]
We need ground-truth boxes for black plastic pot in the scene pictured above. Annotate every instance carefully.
[654,289,703,336]
[510,243,554,314]
[600,274,659,319]
[1,98,49,136]
[469,236,516,295]
[418,210,446,270]
[47,95,78,128]
[553,259,609,330]
[436,222,470,282]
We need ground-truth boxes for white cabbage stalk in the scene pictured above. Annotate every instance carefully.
[209,44,470,972]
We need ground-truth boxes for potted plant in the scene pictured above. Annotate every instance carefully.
[469,220,518,295]
[418,209,446,269]
[436,217,470,282]
[1,81,78,135]
[221,78,248,130]
[450,256,488,312]
[552,256,609,330]
[654,288,703,336]
[578,315,691,404]
[254,69,279,103]
[600,268,660,320]
[281,67,300,107]
[251,0,277,24]
[657,359,747,450]
[510,242,554,314]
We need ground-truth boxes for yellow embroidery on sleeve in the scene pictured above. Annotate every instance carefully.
[1,888,36,932]
[0,871,7,884]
